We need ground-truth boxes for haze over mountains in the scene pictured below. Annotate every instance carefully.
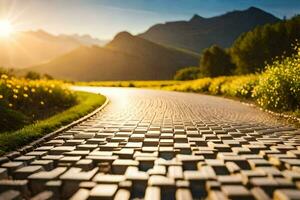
[0,30,106,68]
[27,32,198,81]
[139,7,280,52]
[21,7,281,80]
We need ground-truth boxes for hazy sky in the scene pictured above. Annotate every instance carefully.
[1,0,300,39]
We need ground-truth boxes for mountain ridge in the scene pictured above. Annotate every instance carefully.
[138,6,280,52]
[25,32,198,81]
[0,30,106,68]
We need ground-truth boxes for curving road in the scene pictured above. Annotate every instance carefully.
[0,87,300,200]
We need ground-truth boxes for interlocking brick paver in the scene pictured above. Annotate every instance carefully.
[1,87,300,199]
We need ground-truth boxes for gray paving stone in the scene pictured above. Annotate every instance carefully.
[0,180,30,198]
[30,191,53,200]
[274,189,300,200]
[13,165,44,179]
[0,190,21,200]
[1,162,25,175]
[89,184,118,200]
[221,185,254,200]
[0,168,8,180]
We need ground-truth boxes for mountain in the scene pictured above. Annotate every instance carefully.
[26,32,198,81]
[0,30,105,68]
[60,33,108,46]
[138,7,280,52]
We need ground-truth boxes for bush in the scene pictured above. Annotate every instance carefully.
[208,77,232,95]
[0,75,77,131]
[164,78,211,93]
[200,45,235,77]
[25,71,41,80]
[0,107,29,132]
[220,75,259,98]
[174,67,200,80]
[253,49,300,111]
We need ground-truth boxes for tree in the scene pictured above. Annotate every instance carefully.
[199,45,234,77]
[174,66,200,80]
[230,15,300,74]
[25,71,41,80]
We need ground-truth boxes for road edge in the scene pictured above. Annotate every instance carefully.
[2,94,110,160]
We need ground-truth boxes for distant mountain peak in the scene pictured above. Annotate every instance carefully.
[190,14,205,22]
[247,6,263,12]
[113,31,133,40]
[139,7,279,52]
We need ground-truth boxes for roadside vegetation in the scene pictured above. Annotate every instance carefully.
[79,47,300,118]
[0,74,76,131]
[174,15,300,81]
[173,48,299,117]
[77,80,181,88]
[0,71,106,154]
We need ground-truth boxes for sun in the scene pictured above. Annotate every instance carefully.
[0,20,14,37]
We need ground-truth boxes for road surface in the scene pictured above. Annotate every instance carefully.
[0,87,299,200]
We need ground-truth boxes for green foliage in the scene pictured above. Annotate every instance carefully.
[0,75,77,131]
[164,78,212,93]
[208,77,232,95]
[221,75,259,98]
[0,107,29,132]
[25,71,41,80]
[231,16,300,74]
[200,45,235,77]
[174,67,200,80]
[77,80,182,88]
[253,49,300,111]
[0,92,106,154]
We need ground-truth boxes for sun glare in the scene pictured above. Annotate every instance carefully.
[0,20,13,37]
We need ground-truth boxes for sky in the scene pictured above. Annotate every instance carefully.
[1,0,300,40]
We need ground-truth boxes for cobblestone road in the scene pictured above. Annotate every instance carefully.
[1,87,300,200]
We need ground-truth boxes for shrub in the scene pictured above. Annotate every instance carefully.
[200,45,235,77]
[25,71,41,80]
[208,77,232,95]
[253,49,300,111]
[220,75,259,98]
[0,75,77,131]
[174,66,200,80]
[0,107,29,132]
[188,78,212,92]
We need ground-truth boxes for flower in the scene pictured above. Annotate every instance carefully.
[23,94,28,98]
[13,94,18,99]
[1,74,8,79]
[0,95,3,99]
[40,101,44,105]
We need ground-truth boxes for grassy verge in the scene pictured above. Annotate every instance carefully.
[76,80,182,88]
[0,91,106,155]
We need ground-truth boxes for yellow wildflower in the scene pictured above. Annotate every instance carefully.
[13,94,18,99]
[0,95,3,99]
[40,101,44,105]
[23,94,28,98]
[1,74,8,79]
[8,103,12,107]
[31,88,36,92]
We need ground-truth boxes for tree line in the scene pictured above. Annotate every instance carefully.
[175,15,300,80]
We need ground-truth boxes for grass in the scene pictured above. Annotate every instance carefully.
[0,91,106,155]
[76,80,182,88]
